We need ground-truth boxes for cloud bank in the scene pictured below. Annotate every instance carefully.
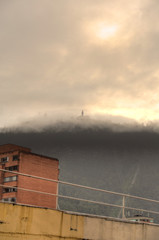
[1,0,159,127]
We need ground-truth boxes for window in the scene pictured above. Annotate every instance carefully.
[3,187,17,193]
[12,155,19,161]
[5,165,18,171]
[3,175,17,183]
[2,197,16,203]
[1,157,9,164]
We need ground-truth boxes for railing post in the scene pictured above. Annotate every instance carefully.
[122,196,125,219]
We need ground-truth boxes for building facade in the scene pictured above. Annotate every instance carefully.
[0,144,59,209]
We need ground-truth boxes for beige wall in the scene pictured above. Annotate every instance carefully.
[0,203,159,240]
[0,203,83,240]
[84,216,159,240]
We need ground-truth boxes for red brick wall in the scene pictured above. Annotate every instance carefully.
[0,165,3,199]
[17,152,59,209]
[0,147,59,209]
[0,151,19,200]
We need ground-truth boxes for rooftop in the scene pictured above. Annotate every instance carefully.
[0,144,58,161]
[0,144,31,154]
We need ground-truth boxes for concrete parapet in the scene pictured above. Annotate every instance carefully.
[0,202,159,240]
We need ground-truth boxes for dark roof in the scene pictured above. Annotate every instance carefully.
[0,144,31,154]
[21,151,59,162]
[0,144,58,161]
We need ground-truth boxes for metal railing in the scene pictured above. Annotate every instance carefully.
[0,168,159,220]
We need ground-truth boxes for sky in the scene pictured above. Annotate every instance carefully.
[1,0,159,128]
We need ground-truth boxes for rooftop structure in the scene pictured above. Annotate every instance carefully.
[127,215,154,223]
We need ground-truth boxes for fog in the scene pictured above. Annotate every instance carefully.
[1,0,159,127]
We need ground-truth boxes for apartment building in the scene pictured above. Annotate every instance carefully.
[0,144,59,209]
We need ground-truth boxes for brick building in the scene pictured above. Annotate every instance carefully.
[0,144,59,209]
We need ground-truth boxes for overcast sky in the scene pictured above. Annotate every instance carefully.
[1,0,159,128]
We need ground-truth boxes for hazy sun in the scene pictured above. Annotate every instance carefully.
[85,21,119,43]
[97,25,118,39]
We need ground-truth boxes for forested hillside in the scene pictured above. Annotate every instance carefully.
[1,124,159,221]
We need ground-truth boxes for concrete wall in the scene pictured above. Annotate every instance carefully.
[0,202,159,240]
[0,203,84,240]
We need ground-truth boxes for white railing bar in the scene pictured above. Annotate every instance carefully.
[1,184,159,216]
[1,169,159,205]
